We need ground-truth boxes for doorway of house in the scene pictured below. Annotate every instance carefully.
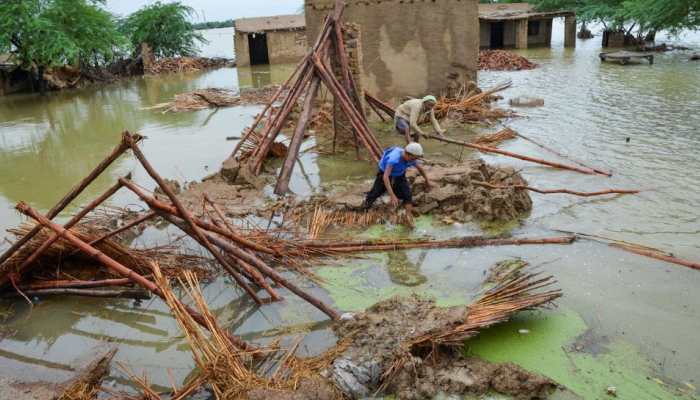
[490,22,505,48]
[248,33,269,65]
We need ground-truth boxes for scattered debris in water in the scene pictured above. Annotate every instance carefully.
[145,85,284,113]
[479,50,538,71]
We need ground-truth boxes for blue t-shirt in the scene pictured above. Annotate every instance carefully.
[378,147,417,177]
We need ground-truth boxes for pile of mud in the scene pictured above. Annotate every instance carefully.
[327,159,533,223]
[181,158,532,224]
[328,295,557,399]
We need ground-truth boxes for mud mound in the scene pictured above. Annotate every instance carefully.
[329,295,557,399]
[328,159,533,222]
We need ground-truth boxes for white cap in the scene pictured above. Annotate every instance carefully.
[405,142,424,157]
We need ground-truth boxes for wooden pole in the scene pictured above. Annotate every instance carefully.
[0,132,140,271]
[9,175,131,286]
[20,278,132,290]
[124,136,263,305]
[425,134,602,176]
[203,196,283,302]
[303,236,576,252]
[275,76,322,195]
[515,132,612,176]
[472,181,639,197]
[15,202,255,352]
[3,287,152,300]
[119,179,276,255]
[161,212,340,320]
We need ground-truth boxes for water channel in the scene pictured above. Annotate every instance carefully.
[0,24,698,399]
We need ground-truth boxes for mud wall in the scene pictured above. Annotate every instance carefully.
[234,30,307,67]
[527,18,553,46]
[305,0,479,100]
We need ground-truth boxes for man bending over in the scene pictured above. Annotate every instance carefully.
[394,95,446,143]
[361,143,432,216]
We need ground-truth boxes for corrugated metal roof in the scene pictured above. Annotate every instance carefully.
[234,14,305,33]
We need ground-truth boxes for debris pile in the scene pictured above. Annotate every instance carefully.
[479,50,537,71]
[328,260,561,399]
[145,85,283,113]
[145,57,232,75]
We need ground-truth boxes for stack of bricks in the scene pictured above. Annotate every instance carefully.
[330,22,367,144]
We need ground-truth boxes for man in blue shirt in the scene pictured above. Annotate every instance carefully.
[361,143,432,215]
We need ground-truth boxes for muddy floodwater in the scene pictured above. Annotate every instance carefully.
[1,25,699,399]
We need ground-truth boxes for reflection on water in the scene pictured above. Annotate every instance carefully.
[387,250,428,287]
[236,63,299,89]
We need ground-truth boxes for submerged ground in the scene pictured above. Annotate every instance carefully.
[0,24,699,399]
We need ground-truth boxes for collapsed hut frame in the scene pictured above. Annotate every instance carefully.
[231,0,382,195]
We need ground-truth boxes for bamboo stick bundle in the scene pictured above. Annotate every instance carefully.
[471,127,517,146]
[433,80,513,120]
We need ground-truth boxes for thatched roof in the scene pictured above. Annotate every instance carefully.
[234,15,305,34]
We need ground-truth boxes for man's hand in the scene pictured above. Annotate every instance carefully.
[390,194,400,207]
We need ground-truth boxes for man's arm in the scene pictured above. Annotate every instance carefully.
[415,164,432,191]
[430,108,445,136]
[383,165,400,206]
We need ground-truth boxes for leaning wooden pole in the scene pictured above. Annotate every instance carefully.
[515,132,612,177]
[275,76,322,195]
[303,236,576,252]
[15,202,255,352]
[125,136,263,305]
[0,132,140,271]
[162,212,341,320]
[425,134,604,176]
[472,181,639,197]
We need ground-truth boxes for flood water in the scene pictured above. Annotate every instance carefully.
[1,25,699,398]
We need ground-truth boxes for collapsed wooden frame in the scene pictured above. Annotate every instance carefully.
[2,131,341,353]
[231,0,382,195]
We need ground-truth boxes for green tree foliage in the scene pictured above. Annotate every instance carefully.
[0,0,123,70]
[531,0,700,35]
[120,1,206,58]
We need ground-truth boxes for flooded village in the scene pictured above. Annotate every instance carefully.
[0,0,699,399]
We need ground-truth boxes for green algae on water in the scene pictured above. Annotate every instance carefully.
[465,309,697,400]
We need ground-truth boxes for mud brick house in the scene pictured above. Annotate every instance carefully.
[234,15,308,67]
[479,3,576,49]
[304,0,480,100]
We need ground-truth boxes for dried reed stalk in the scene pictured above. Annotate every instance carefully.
[472,127,517,146]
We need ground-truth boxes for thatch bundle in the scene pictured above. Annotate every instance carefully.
[434,81,516,125]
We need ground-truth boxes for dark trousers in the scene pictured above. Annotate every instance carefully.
[364,172,413,207]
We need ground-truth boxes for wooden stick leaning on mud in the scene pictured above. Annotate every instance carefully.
[275,76,322,195]
[364,92,396,119]
[425,134,606,176]
[515,132,612,176]
[118,178,277,256]
[303,235,575,253]
[232,55,310,158]
[9,174,131,287]
[202,195,283,302]
[0,132,141,283]
[15,202,256,352]
[472,181,639,197]
[124,135,263,305]
[66,211,158,258]
[558,229,700,271]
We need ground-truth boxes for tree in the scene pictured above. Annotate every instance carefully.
[0,0,124,70]
[120,1,206,58]
[531,0,700,39]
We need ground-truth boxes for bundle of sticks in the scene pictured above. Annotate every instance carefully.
[478,50,537,71]
[433,80,515,124]
[145,86,283,113]
[230,0,382,195]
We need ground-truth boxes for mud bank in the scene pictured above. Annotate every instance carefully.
[328,295,557,399]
